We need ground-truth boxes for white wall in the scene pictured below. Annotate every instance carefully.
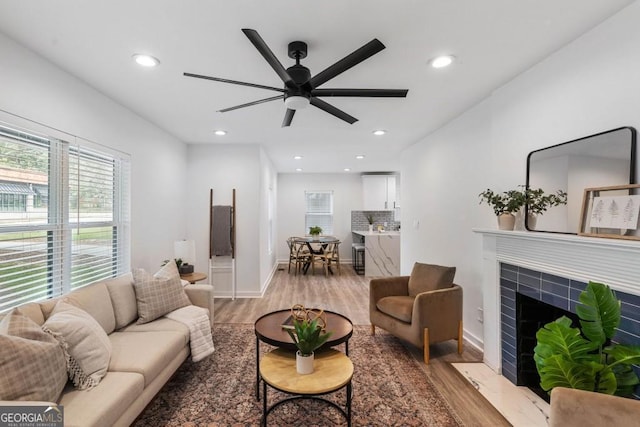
[0,32,188,272]
[186,144,268,297]
[401,1,640,349]
[277,173,363,263]
[259,148,278,289]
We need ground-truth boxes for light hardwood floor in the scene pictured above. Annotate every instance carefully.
[215,264,511,426]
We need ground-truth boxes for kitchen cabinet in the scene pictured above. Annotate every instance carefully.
[362,175,397,210]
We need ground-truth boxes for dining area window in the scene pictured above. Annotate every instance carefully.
[304,190,333,235]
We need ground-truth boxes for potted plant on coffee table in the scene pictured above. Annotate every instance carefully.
[286,317,332,374]
[478,188,525,230]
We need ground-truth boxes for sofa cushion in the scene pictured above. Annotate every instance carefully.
[104,273,138,329]
[0,310,68,402]
[43,301,112,390]
[132,266,190,324]
[118,317,189,345]
[59,371,144,427]
[108,331,186,387]
[407,263,456,296]
[41,282,117,334]
[377,296,415,323]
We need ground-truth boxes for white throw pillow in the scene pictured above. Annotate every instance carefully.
[43,300,112,390]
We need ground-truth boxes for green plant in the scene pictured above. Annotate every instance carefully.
[524,187,568,215]
[309,226,322,235]
[534,281,640,397]
[161,258,183,268]
[366,214,374,225]
[478,189,525,216]
[286,318,333,356]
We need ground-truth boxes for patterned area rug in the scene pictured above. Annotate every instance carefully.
[134,324,462,426]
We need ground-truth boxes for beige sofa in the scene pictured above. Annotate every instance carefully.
[0,273,214,427]
[549,387,640,427]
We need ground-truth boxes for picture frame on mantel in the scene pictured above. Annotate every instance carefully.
[579,184,640,241]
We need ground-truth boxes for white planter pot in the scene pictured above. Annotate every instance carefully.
[368,225,374,232]
[526,214,537,230]
[497,213,516,231]
[296,351,314,375]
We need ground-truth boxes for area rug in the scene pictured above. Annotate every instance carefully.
[134,324,462,426]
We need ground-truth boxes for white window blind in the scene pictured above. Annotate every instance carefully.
[304,191,333,235]
[0,123,130,312]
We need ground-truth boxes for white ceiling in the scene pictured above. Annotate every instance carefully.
[0,1,633,173]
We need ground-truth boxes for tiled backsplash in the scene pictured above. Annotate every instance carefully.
[351,210,400,231]
[500,262,640,398]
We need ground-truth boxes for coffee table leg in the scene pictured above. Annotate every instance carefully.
[346,381,352,427]
[256,337,260,401]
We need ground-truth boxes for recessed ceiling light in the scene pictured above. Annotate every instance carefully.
[430,55,455,69]
[132,54,160,67]
[293,155,303,160]
[373,130,387,136]
[295,168,303,172]
[355,155,365,160]
[214,130,227,136]
[344,168,351,172]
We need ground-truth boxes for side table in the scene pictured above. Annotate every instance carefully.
[259,348,353,426]
[180,272,207,284]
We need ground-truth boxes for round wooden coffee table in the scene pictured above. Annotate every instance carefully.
[259,348,353,426]
[254,309,353,400]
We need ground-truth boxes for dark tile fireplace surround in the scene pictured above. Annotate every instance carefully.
[500,263,640,400]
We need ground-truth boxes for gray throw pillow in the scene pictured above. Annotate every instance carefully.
[0,309,68,401]
[407,262,456,296]
[132,263,190,324]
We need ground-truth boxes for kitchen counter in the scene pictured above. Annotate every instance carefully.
[352,230,400,276]
[352,230,400,237]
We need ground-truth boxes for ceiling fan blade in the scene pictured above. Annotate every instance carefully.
[312,88,408,97]
[308,39,385,89]
[217,95,284,113]
[242,29,296,88]
[282,109,296,127]
[184,72,284,92]
[310,98,358,124]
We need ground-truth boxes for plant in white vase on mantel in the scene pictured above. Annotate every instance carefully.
[478,189,525,230]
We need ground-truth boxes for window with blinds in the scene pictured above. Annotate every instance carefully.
[0,124,130,312]
[304,191,333,235]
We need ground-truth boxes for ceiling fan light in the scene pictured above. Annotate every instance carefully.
[284,96,310,110]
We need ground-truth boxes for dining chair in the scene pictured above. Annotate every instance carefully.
[318,240,341,276]
[287,237,311,275]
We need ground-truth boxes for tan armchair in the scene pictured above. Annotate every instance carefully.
[370,262,463,364]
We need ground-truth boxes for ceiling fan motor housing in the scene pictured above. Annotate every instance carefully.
[288,41,307,59]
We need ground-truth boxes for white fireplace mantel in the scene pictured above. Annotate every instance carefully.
[474,228,640,372]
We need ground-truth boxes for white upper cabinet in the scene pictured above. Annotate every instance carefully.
[362,174,397,210]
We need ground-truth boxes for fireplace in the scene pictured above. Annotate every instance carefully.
[499,262,640,400]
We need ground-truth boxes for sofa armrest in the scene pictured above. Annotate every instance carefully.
[550,387,640,427]
[413,284,462,342]
[184,284,214,328]
[0,401,57,406]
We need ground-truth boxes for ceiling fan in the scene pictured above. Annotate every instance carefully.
[184,29,409,127]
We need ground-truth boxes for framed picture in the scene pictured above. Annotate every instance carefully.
[579,184,640,240]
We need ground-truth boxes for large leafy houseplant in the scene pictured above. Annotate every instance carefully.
[534,281,640,396]
[286,317,332,356]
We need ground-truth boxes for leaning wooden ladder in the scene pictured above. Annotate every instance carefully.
[209,188,237,299]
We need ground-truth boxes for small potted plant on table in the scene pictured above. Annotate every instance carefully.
[286,318,332,374]
[309,226,322,239]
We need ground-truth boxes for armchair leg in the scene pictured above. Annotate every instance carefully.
[371,324,376,335]
[458,320,464,354]
[423,328,430,365]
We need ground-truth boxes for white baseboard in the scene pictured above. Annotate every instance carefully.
[463,328,483,352]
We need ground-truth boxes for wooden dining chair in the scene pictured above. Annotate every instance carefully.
[287,237,311,275]
[318,240,341,276]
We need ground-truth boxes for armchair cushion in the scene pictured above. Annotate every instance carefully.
[407,263,456,296]
[377,296,414,323]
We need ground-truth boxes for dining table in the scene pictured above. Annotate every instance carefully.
[296,236,340,275]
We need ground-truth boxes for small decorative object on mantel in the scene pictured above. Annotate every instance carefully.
[478,189,525,230]
[579,184,640,241]
[285,308,333,375]
[523,186,567,230]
